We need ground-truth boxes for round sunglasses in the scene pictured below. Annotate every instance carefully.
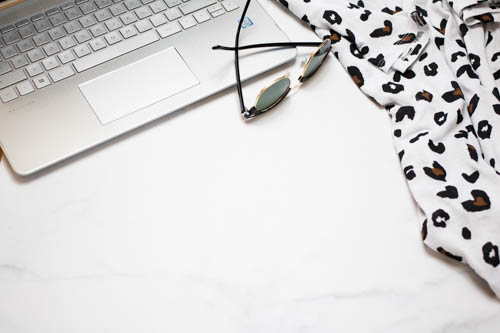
[212,0,332,120]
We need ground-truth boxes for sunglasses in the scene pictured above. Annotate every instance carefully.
[212,0,332,120]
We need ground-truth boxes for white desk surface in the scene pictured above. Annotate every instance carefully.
[0,1,499,331]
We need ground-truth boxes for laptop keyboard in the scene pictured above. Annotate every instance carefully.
[0,0,239,103]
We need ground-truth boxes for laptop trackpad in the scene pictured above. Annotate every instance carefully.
[79,47,199,125]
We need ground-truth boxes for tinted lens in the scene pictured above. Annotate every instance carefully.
[254,77,291,111]
[302,39,331,80]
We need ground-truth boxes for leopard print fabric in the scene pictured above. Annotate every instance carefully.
[276,0,500,297]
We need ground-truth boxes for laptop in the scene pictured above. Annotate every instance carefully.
[0,0,296,176]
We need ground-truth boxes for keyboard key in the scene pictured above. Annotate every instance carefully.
[166,0,182,7]
[43,42,61,56]
[135,19,153,32]
[48,65,75,82]
[0,62,13,75]
[74,43,91,57]
[179,0,215,14]
[49,13,68,26]
[193,9,210,23]
[0,25,14,34]
[89,37,107,51]
[79,15,97,28]
[11,55,29,69]
[141,0,155,4]
[26,62,44,77]
[120,12,138,25]
[61,2,75,10]
[1,45,18,59]
[46,8,60,16]
[33,32,51,46]
[156,21,181,38]
[206,3,222,12]
[0,70,27,89]
[221,0,238,11]
[42,56,60,70]
[0,87,18,103]
[3,31,20,45]
[48,27,66,40]
[150,13,167,26]
[109,3,127,16]
[73,30,158,72]
[179,15,196,29]
[124,0,142,10]
[33,74,51,89]
[16,80,35,96]
[135,6,153,19]
[34,19,52,32]
[95,9,112,22]
[105,18,123,30]
[150,0,167,13]
[119,25,138,38]
[59,36,77,49]
[90,24,107,37]
[64,20,82,34]
[96,0,113,8]
[80,2,97,14]
[74,29,92,43]
[65,7,83,20]
[30,13,46,22]
[210,8,225,17]
[27,48,45,62]
[58,50,76,63]
[17,39,35,53]
[104,31,122,44]
[18,25,36,39]
[15,19,30,28]
[165,8,182,20]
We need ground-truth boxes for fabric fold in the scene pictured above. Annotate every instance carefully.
[277,0,500,298]
[448,0,500,25]
[278,0,429,74]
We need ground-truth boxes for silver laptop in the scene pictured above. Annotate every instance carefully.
[0,0,296,175]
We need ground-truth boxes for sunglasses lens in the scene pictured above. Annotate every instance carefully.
[302,39,331,80]
[254,77,291,112]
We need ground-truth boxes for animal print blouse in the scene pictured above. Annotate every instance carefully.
[276,0,500,297]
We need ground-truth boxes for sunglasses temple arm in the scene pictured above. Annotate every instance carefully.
[214,42,323,51]
[234,0,253,116]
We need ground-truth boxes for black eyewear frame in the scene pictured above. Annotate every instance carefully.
[212,0,331,120]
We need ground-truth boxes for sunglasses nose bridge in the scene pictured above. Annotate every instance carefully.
[290,81,301,90]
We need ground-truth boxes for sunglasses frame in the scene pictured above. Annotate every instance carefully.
[252,75,291,115]
[298,39,332,82]
[212,0,331,120]
[251,39,331,116]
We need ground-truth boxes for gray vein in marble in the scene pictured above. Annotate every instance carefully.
[0,263,146,282]
[289,287,413,302]
[45,188,99,218]
[287,266,487,304]
[434,309,500,333]
[0,264,43,280]
[374,314,421,333]
[45,272,147,281]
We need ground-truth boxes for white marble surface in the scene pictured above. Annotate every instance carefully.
[1,1,499,332]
